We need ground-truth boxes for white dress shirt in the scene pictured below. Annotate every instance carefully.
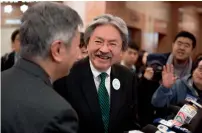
[120,60,136,72]
[14,52,21,64]
[89,60,111,97]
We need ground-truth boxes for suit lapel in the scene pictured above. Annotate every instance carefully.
[80,58,126,132]
[109,65,125,130]
[80,58,104,131]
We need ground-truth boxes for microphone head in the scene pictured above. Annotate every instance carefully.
[177,100,189,107]
[173,104,197,126]
[168,105,181,114]
[142,124,159,133]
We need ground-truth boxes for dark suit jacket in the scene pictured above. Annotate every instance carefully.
[1,51,15,71]
[1,58,78,133]
[54,57,139,133]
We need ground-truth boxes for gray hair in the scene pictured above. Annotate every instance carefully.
[20,2,83,58]
[84,14,128,50]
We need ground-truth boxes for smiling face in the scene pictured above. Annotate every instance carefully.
[172,37,193,61]
[87,24,123,71]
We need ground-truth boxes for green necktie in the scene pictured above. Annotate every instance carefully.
[98,72,110,133]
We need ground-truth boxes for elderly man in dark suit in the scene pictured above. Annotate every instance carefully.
[54,14,139,133]
[1,2,83,133]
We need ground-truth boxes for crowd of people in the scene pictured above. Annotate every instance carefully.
[1,2,202,133]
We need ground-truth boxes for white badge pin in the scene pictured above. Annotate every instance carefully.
[112,78,120,90]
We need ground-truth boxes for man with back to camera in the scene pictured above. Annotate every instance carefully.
[54,14,139,133]
[121,41,139,72]
[1,2,83,133]
[1,29,20,71]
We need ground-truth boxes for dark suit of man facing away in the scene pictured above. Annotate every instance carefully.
[2,59,78,133]
[1,2,83,133]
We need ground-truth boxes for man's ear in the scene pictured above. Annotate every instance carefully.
[50,40,63,62]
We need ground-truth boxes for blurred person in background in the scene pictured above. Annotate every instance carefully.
[147,31,196,80]
[193,53,202,62]
[135,50,148,79]
[1,29,20,71]
[152,57,202,107]
[78,32,88,60]
[121,41,139,72]
[137,31,197,126]
[54,14,139,133]
[137,52,162,127]
[2,2,83,133]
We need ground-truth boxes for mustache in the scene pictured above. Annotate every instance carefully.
[95,52,112,58]
[177,50,185,53]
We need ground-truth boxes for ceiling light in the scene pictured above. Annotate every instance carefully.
[4,5,13,13]
[20,4,28,13]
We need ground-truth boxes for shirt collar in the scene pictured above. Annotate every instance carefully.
[121,60,135,70]
[14,52,21,63]
[89,60,111,78]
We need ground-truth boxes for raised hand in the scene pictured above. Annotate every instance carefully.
[162,64,177,88]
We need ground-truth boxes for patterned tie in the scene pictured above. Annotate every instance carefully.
[98,72,110,133]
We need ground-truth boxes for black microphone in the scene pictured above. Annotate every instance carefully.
[189,108,202,133]
[167,101,188,121]
[153,118,191,133]
[172,99,202,126]
[142,124,161,133]
[176,100,190,107]
[167,100,192,115]
[168,105,181,114]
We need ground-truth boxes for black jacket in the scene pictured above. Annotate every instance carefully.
[1,51,15,71]
[2,58,78,133]
[54,57,139,133]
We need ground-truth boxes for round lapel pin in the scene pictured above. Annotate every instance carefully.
[112,78,120,90]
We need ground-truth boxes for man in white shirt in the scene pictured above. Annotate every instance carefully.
[54,14,139,133]
[90,61,111,96]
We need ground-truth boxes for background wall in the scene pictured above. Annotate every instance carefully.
[63,1,87,32]
[1,1,202,57]
[1,27,19,55]
[126,1,171,21]
[1,2,23,55]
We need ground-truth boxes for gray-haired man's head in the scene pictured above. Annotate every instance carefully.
[19,2,83,79]
[84,14,128,71]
